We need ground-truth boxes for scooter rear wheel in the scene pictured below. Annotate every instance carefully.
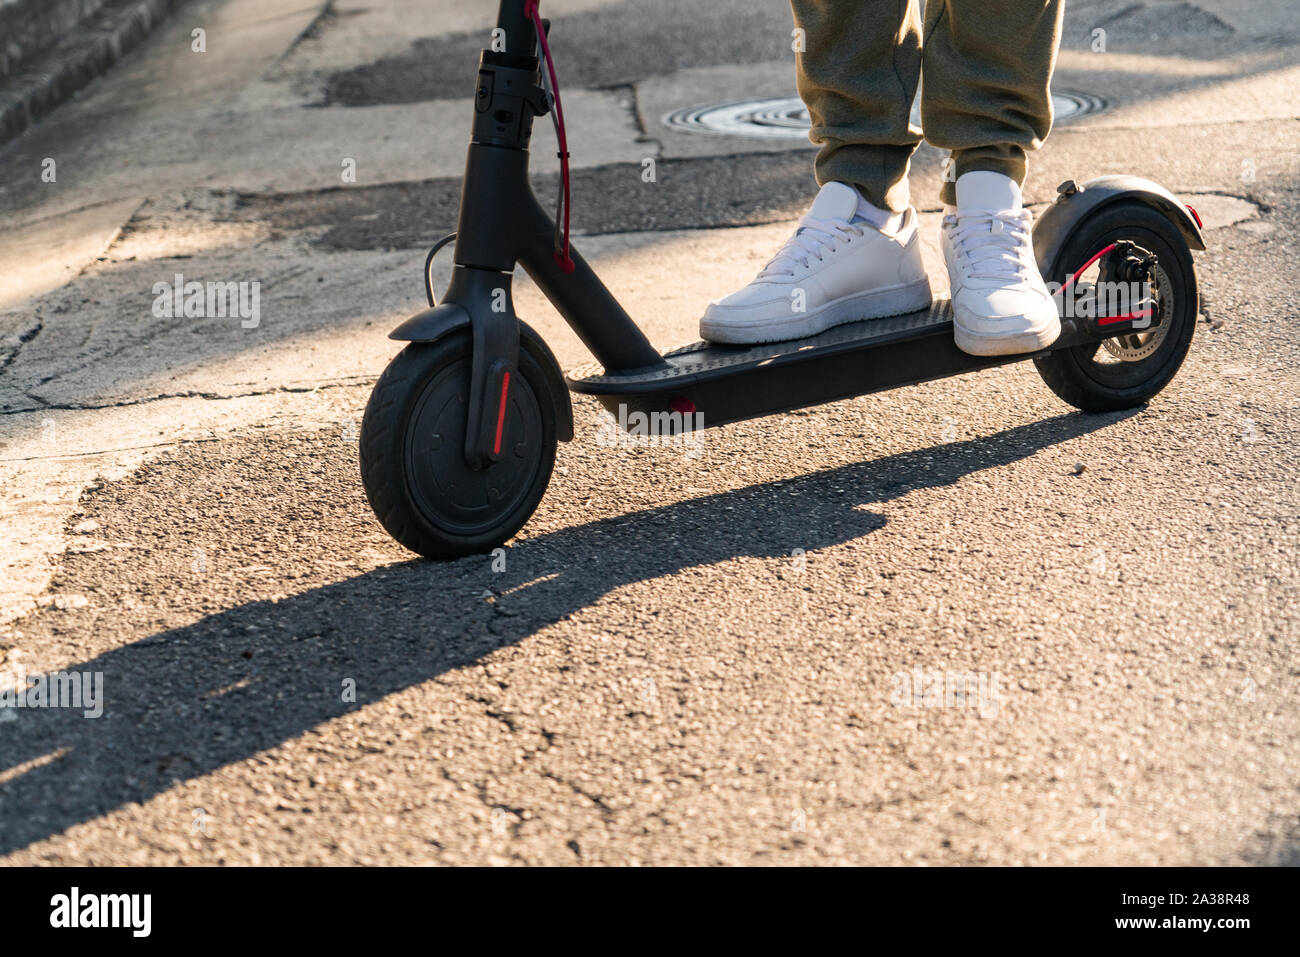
[1034,202,1198,412]
[360,331,557,559]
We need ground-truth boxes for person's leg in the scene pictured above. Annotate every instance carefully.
[921,0,1063,206]
[794,0,924,213]
[923,0,1065,356]
[699,0,932,345]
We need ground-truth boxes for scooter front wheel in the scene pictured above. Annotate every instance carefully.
[359,332,557,559]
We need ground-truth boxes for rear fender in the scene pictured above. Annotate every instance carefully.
[1033,175,1205,279]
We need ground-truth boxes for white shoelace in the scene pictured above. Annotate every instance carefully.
[945,209,1037,287]
[758,214,865,278]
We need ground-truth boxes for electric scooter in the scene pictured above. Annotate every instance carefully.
[359,0,1204,559]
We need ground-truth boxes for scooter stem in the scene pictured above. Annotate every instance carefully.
[443,0,664,467]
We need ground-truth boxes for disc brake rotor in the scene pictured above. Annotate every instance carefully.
[1100,262,1172,362]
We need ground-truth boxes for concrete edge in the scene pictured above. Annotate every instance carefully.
[0,0,189,148]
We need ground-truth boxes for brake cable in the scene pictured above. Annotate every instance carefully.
[1060,243,1153,325]
[524,0,575,273]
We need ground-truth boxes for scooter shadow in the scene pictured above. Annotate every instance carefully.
[0,409,1136,856]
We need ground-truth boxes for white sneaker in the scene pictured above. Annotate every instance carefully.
[942,172,1060,357]
[700,182,932,345]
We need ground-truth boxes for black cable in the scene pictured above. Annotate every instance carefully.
[423,232,457,306]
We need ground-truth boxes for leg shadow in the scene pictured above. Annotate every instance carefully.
[0,410,1134,854]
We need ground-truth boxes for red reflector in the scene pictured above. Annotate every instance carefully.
[669,396,695,415]
[1186,205,1202,229]
[492,371,511,457]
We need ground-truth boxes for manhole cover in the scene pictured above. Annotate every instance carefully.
[663,90,1106,139]
[1052,90,1108,123]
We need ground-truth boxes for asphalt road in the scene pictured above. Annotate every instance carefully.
[0,0,1297,864]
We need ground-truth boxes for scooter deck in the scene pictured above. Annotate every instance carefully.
[566,300,1091,430]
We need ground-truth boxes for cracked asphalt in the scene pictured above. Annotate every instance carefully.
[0,0,1297,864]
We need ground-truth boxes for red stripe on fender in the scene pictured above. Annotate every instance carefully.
[493,371,511,457]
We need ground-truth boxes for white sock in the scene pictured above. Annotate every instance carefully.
[955,170,1022,213]
[848,186,906,235]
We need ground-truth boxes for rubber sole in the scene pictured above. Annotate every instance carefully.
[700,278,933,345]
[953,314,1062,357]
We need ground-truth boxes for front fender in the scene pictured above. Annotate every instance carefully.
[389,302,471,342]
[387,304,574,443]
[1033,175,1205,279]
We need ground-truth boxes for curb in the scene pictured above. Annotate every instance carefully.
[1,1,109,80]
[0,0,188,148]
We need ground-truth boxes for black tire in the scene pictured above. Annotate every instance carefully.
[359,331,557,559]
[1034,202,1198,412]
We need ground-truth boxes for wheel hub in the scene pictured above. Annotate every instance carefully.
[404,361,543,536]
[1099,262,1172,362]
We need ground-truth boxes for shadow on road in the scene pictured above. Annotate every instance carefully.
[0,409,1133,854]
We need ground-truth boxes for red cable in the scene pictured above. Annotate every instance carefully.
[1060,243,1117,291]
[1063,243,1154,326]
[1098,309,1152,326]
[525,0,575,273]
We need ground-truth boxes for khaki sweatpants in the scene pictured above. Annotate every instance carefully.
[791,0,1064,210]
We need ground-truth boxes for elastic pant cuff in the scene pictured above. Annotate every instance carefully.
[815,144,915,213]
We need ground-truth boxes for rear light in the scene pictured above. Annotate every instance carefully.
[1186,205,1202,229]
